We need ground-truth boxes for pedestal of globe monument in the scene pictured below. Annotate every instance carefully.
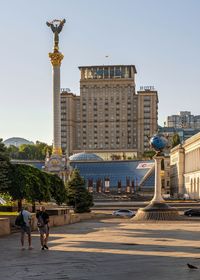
[133,200,180,221]
[133,135,180,221]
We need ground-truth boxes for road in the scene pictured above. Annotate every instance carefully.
[1,217,200,280]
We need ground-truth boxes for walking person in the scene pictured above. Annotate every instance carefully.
[36,206,50,250]
[18,207,33,250]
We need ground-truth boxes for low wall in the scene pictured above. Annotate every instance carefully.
[46,208,70,216]
[0,211,104,236]
[32,214,71,229]
[0,218,10,236]
[70,213,81,224]
[0,215,16,228]
[0,206,18,212]
[79,212,95,220]
[31,212,95,230]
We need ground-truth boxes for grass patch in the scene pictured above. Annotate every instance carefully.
[0,212,18,216]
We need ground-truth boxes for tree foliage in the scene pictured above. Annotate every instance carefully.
[0,139,10,193]
[26,168,51,204]
[66,169,93,213]
[171,133,181,148]
[8,164,50,203]
[143,150,156,159]
[8,163,67,210]
[7,141,52,160]
[49,173,67,205]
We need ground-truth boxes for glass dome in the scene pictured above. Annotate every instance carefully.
[69,152,103,162]
[3,137,34,147]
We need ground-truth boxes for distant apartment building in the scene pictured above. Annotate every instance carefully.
[166,111,200,129]
[60,65,158,159]
[158,126,200,146]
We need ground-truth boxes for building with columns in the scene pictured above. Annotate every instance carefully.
[170,132,200,198]
[61,65,158,159]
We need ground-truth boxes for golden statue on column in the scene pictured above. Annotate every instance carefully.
[46,19,66,51]
[45,19,67,180]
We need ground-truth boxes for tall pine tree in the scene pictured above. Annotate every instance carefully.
[66,169,93,213]
[0,139,10,193]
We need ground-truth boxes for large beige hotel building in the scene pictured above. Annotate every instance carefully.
[60,65,158,159]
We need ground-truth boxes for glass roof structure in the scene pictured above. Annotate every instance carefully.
[71,160,154,188]
[69,153,103,162]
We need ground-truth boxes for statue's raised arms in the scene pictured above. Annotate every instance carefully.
[46,19,66,51]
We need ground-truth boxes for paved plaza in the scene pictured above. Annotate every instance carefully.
[1,217,200,280]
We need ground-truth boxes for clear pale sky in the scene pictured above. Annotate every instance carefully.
[1,0,200,144]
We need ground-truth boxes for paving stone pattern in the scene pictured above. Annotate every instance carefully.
[1,218,200,280]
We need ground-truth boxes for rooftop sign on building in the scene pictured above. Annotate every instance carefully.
[139,86,155,91]
[136,162,154,169]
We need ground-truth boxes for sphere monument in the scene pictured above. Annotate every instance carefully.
[133,134,180,221]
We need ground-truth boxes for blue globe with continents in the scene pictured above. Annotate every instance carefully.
[150,134,168,152]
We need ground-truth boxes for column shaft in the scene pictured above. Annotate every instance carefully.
[152,157,164,202]
[53,65,61,154]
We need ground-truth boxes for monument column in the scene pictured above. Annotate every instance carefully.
[45,19,67,178]
[133,134,179,221]
[49,51,64,155]
[46,18,65,155]
[151,156,164,203]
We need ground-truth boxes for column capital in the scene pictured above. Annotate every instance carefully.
[52,147,62,156]
[153,155,164,161]
[49,51,64,66]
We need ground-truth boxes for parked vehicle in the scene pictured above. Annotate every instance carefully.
[163,194,171,199]
[184,209,200,217]
[112,209,135,217]
[0,197,6,205]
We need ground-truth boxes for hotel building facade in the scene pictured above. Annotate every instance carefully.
[61,65,158,159]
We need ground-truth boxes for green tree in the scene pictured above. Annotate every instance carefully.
[143,150,156,159]
[7,145,19,159]
[18,144,39,160]
[8,164,51,211]
[171,133,181,148]
[8,163,67,211]
[8,141,52,160]
[66,169,93,213]
[8,164,30,210]
[0,139,10,193]
[49,173,67,205]
[25,167,51,212]
[35,141,52,160]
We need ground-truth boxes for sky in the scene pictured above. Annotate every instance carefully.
[1,0,200,144]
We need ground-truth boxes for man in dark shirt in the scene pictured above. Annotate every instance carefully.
[36,206,49,250]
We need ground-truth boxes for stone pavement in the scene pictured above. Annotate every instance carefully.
[1,217,200,280]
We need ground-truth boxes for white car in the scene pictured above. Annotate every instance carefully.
[112,209,135,217]
[0,197,6,205]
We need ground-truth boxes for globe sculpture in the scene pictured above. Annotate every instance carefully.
[133,133,180,221]
[150,134,168,153]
